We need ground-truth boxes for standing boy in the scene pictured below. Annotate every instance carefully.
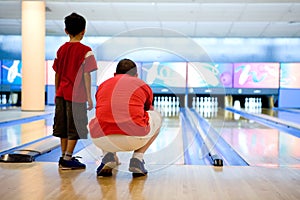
[89,58,162,177]
[53,12,97,169]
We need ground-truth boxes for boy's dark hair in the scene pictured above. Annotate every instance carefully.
[116,59,137,76]
[64,12,86,36]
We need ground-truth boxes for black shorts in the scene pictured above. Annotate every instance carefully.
[53,97,88,140]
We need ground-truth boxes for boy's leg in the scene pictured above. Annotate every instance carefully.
[66,140,77,153]
[133,128,160,154]
[129,110,162,177]
[60,138,67,157]
[58,101,87,169]
[60,138,78,160]
[63,139,77,160]
[53,97,70,161]
[59,138,85,170]
[128,127,160,177]
[133,110,162,154]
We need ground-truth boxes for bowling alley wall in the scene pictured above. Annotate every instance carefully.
[1,35,300,108]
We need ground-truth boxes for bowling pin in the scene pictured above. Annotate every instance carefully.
[2,94,7,104]
[233,100,241,110]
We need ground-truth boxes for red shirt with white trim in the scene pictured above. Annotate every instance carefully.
[52,42,97,103]
[89,74,153,138]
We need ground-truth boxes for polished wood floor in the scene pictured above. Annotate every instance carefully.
[0,106,300,199]
[1,162,300,200]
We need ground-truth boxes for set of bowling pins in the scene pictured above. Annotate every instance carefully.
[0,93,18,105]
[192,96,219,118]
[153,96,180,117]
[244,97,262,113]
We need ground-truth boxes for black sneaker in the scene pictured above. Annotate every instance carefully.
[59,157,86,170]
[96,152,117,177]
[129,158,148,177]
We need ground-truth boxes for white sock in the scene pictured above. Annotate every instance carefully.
[63,152,72,161]
[132,152,144,161]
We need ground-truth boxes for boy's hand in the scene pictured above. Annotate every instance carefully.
[87,98,93,111]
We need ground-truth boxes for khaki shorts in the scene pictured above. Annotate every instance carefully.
[92,110,162,152]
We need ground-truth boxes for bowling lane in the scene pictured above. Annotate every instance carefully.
[0,118,53,153]
[0,107,54,153]
[201,109,300,167]
[0,106,54,123]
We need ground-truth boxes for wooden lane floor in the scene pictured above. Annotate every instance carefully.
[0,119,53,153]
[0,107,54,153]
[202,109,300,167]
[0,106,54,124]
[1,162,300,199]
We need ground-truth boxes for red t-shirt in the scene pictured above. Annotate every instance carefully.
[52,42,97,102]
[89,74,153,138]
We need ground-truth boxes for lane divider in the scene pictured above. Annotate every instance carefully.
[181,109,210,165]
[226,107,300,138]
[191,108,248,166]
[184,108,223,167]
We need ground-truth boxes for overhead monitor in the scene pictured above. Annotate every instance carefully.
[141,62,186,93]
[188,62,233,88]
[1,59,22,85]
[280,63,300,89]
[233,63,280,89]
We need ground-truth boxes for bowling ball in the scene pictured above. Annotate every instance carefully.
[220,72,232,87]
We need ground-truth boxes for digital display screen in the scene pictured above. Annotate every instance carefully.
[233,63,280,89]
[280,63,300,89]
[188,62,233,88]
[141,62,186,88]
[1,59,22,85]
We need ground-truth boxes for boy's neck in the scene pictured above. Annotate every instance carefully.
[69,35,82,42]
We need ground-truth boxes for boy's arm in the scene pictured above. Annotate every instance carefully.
[55,72,60,93]
[144,85,154,111]
[84,72,93,111]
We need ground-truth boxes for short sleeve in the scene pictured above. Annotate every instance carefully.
[83,51,98,73]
